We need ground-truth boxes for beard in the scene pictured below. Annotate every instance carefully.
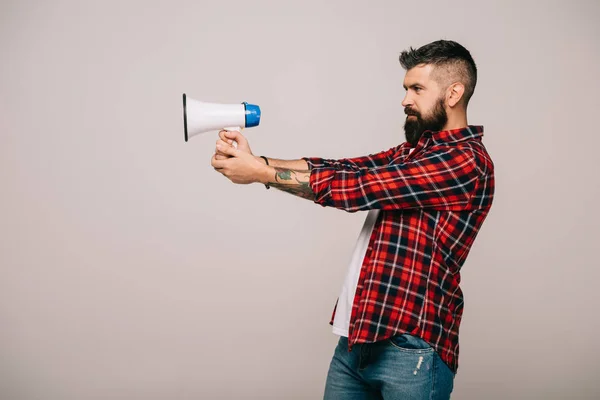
[403,97,448,147]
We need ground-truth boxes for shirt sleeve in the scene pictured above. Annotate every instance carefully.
[302,146,400,172]
[308,146,480,212]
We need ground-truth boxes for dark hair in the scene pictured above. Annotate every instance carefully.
[399,40,477,106]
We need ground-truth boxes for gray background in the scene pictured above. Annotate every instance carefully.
[1,0,599,399]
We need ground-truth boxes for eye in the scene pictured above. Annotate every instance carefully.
[414,87,422,93]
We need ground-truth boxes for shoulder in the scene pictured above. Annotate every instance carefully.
[454,140,494,176]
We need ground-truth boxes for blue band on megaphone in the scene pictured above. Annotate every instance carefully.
[243,102,261,128]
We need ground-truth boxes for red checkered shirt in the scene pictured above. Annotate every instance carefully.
[302,125,494,373]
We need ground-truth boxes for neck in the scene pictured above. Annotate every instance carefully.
[442,110,468,131]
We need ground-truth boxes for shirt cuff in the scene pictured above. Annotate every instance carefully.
[307,165,336,207]
[302,157,327,170]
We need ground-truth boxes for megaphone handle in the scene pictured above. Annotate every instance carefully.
[223,126,241,149]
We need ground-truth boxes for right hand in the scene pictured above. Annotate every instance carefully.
[214,130,253,160]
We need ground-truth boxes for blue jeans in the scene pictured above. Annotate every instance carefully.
[323,334,455,400]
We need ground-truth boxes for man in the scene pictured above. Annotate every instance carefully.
[211,40,494,399]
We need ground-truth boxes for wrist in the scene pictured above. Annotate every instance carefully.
[258,165,273,185]
[256,156,272,187]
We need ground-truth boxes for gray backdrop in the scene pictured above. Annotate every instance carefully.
[1,0,599,399]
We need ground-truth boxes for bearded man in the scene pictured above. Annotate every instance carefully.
[211,40,495,400]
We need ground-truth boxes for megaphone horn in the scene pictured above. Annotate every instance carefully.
[182,94,261,142]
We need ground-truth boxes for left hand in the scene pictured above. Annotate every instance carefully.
[211,140,266,184]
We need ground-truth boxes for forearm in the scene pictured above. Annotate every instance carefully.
[256,156,309,171]
[255,157,315,201]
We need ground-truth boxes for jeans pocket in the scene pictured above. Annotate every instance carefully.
[388,333,434,354]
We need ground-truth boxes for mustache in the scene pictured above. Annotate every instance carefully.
[404,107,420,117]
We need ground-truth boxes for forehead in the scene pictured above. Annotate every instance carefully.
[403,64,436,87]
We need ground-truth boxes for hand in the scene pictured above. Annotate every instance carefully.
[211,141,266,185]
[214,130,253,161]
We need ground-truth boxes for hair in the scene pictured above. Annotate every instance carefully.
[399,40,477,106]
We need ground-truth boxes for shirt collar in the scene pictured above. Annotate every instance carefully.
[397,125,484,158]
[424,125,484,146]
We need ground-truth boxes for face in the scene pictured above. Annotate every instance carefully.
[402,64,448,146]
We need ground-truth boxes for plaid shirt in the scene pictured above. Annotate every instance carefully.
[303,125,494,373]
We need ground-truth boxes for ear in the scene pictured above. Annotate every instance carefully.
[447,82,465,107]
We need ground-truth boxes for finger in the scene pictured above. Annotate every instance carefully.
[215,147,233,159]
[215,152,232,160]
[219,130,234,145]
[216,138,234,148]
[223,130,246,145]
[215,140,233,156]
[211,154,227,170]
[216,143,238,157]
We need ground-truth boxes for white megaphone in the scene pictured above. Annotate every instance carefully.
[182,94,261,143]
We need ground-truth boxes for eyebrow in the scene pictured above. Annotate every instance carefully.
[403,83,425,90]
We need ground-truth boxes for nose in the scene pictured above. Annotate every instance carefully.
[401,92,412,108]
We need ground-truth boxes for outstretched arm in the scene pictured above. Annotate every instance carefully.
[308,146,482,212]
[211,130,483,213]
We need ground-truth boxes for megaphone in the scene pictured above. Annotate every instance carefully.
[182,94,261,142]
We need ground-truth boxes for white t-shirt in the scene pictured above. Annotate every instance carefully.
[332,147,414,337]
[332,209,380,337]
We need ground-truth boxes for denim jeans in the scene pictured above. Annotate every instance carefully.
[323,334,454,400]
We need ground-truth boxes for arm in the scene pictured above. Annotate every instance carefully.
[256,145,399,171]
[302,145,401,171]
[216,145,474,211]
[308,146,481,212]
[213,131,396,202]
[254,147,402,200]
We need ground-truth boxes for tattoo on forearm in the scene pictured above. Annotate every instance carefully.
[270,167,315,200]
